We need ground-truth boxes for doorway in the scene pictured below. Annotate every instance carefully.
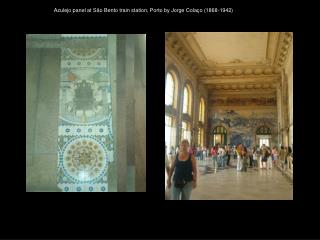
[256,126,272,147]
[212,126,227,146]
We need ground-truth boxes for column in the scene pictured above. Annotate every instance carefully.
[175,77,182,148]
[26,48,41,191]
[125,34,136,192]
[26,48,61,192]
[134,34,146,191]
[276,80,283,147]
[116,34,128,192]
[108,34,117,192]
[282,69,289,147]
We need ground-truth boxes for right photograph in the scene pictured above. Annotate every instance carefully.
[165,32,293,200]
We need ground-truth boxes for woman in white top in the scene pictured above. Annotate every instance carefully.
[252,146,257,168]
[236,144,243,171]
[218,145,226,169]
[267,147,273,169]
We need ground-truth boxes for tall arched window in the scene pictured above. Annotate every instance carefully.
[182,84,192,115]
[165,72,175,106]
[199,97,205,123]
[183,87,188,113]
[165,71,178,155]
[198,97,205,147]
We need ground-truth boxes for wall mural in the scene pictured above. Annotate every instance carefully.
[210,110,277,147]
[57,45,114,192]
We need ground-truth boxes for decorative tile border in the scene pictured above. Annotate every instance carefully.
[58,124,112,136]
[61,34,108,38]
[61,60,108,68]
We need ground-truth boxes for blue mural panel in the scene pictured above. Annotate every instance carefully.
[210,110,277,147]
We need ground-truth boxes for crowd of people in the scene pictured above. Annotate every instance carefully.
[196,143,293,172]
[165,141,293,200]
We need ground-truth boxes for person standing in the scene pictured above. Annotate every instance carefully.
[190,144,197,156]
[226,144,231,166]
[241,147,248,172]
[167,139,197,200]
[252,146,257,168]
[272,146,278,167]
[170,146,175,156]
[197,146,202,161]
[203,147,207,161]
[287,146,292,170]
[165,145,170,176]
[236,144,243,171]
[279,146,285,170]
[267,147,273,169]
[218,145,226,170]
[206,146,209,160]
[211,146,218,172]
[233,145,237,160]
[261,145,268,169]
[248,147,253,167]
[256,146,262,169]
[168,146,175,166]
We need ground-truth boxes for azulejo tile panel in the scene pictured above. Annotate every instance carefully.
[57,39,114,192]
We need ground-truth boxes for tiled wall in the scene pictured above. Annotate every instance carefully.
[57,46,114,192]
[209,109,277,147]
[27,34,145,192]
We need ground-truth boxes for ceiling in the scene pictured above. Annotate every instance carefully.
[193,32,268,65]
[165,32,293,106]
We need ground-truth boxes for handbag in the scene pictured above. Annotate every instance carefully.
[174,179,187,189]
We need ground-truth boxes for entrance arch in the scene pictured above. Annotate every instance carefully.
[212,126,228,146]
[255,125,272,147]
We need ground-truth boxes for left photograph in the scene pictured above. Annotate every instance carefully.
[26,34,146,192]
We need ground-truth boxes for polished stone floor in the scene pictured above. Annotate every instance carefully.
[191,161,293,200]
